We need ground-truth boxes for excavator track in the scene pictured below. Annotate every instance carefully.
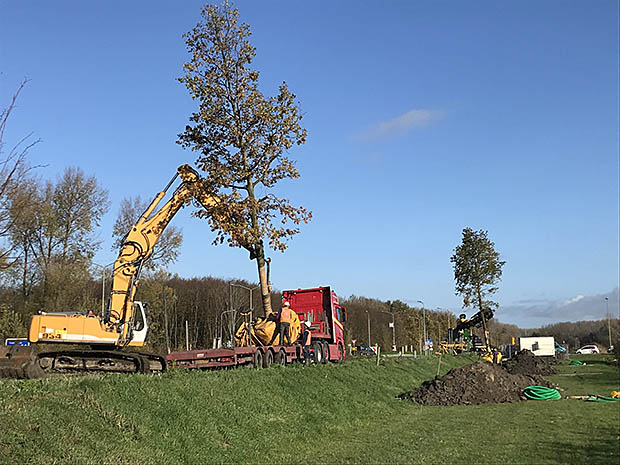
[0,346,166,379]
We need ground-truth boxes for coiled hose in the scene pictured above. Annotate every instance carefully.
[523,385,562,400]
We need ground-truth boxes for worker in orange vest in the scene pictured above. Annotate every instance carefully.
[302,320,312,363]
[279,301,292,345]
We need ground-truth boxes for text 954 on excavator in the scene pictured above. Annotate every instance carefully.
[0,164,216,378]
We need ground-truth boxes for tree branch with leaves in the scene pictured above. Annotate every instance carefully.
[178,1,311,315]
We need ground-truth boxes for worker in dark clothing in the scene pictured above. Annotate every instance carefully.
[302,320,312,363]
[279,301,292,345]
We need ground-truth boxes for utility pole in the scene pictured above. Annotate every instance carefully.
[417,300,426,353]
[381,310,395,351]
[606,297,612,349]
[163,285,170,354]
[365,309,371,346]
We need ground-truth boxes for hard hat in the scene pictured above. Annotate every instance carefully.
[305,320,311,328]
[283,301,290,307]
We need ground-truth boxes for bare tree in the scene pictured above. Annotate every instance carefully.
[0,79,39,270]
[111,196,183,271]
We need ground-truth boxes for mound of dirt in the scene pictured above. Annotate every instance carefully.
[399,362,555,406]
[504,349,557,376]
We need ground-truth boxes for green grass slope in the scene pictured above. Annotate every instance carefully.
[0,355,618,464]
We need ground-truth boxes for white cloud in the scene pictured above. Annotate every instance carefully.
[562,295,584,306]
[497,288,619,328]
[359,108,443,141]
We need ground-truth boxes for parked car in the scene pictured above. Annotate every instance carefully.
[576,345,599,354]
[354,345,376,356]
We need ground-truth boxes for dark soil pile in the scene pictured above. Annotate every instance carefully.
[504,349,557,376]
[399,362,555,406]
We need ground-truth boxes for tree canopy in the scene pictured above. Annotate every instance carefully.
[178,1,310,315]
[450,227,505,313]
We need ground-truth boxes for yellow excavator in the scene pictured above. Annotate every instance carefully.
[440,309,502,363]
[0,164,216,378]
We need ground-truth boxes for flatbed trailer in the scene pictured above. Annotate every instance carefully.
[169,344,306,369]
[167,286,347,369]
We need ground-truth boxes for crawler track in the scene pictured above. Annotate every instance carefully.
[0,346,166,379]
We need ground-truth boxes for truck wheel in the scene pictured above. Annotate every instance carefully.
[320,342,329,364]
[312,342,323,364]
[276,349,287,366]
[337,344,344,363]
[253,350,264,369]
[263,350,274,368]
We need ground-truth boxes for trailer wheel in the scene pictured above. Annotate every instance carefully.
[263,350,274,368]
[320,342,329,364]
[253,350,264,369]
[276,349,287,366]
[312,341,323,364]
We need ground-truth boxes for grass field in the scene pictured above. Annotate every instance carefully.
[0,354,618,464]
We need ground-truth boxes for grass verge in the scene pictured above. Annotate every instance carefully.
[0,354,618,464]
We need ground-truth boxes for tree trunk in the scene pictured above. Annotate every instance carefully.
[254,240,272,316]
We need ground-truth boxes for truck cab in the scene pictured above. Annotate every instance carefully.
[283,286,346,362]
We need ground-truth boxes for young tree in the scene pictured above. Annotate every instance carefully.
[450,228,505,314]
[111,196,183,271]
[178,1,311,316]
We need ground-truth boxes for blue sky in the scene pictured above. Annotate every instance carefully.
[1,0,618,327]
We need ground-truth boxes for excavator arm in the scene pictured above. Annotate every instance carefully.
[107,164,216,344]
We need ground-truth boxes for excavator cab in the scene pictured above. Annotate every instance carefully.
[128,302,149,346]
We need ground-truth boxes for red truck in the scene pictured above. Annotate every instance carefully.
[167,286,347,369]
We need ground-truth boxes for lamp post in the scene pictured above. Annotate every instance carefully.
[417,300,426,353]
[230,283,260,347]
[219,309,237,346]
[381,310,395,351]
[364,309,371,346]
[91,262,111,317]
[231,283,260,313]
[606,297,612,349]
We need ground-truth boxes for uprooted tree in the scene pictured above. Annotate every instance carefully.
[178,1,311,316]
[450,227,505,316]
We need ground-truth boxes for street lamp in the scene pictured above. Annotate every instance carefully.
[219,309,237,346]
[230,283,260,343]
[364,309,371,346]
[230,283,260,313]
[605,297,612,349]
[92,262,112,317]
[417,300,426,352]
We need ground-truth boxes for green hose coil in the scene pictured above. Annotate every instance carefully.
[523,385,562,400]
[569,360,583,365]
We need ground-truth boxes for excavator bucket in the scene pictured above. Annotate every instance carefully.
[0,345,45,379]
